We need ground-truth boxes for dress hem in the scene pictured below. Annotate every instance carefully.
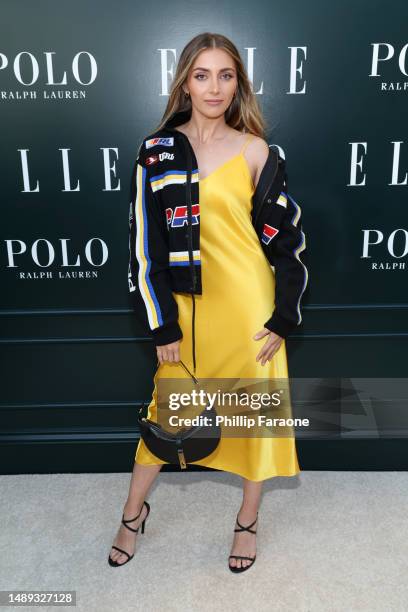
[134,456,301,482]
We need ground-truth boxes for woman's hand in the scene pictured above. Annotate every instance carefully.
[253,328,283,365]
[156,340,181,365]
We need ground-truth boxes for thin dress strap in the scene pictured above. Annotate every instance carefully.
[239,133,255,155]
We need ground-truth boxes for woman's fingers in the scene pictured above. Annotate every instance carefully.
[262,347,276,365]
[156,340,181,365]
[254,328,283,364]
[256,337,282,365]
[156,346,163,365]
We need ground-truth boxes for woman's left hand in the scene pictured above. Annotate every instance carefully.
[253,327,283,365]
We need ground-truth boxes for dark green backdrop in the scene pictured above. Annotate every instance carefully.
[1,0,407,473]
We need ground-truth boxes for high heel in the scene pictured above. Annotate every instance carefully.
[228,511,258,573]
[108,500,151,567]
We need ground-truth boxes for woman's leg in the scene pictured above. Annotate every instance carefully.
[229,478,262,569]
[109,461,162,565]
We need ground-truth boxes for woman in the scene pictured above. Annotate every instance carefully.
[109,32,308,572]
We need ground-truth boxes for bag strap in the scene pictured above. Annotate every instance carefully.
[179,359,198,383]
[152,359,213,413]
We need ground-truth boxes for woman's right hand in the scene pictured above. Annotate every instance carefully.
[156,340,181,365]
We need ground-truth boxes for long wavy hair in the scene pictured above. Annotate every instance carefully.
[153,32,267,138]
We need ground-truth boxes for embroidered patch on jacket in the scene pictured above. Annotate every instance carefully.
[145,137,174,149]
[145,154,159,166]
[145,152,175,166]
[261,223,279,245]
[158,152,174,161]
[276,192,287,207]
[167,204,200,228]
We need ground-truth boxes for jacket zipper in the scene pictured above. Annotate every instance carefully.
[186,145,197,291]
[177,132,197,291]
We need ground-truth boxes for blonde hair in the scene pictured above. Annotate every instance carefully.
[153,32,267,138]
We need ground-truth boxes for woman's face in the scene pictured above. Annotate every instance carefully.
[185,48,237,118]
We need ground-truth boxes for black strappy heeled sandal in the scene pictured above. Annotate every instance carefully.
[228,511,258,573]
[108,500,151,567]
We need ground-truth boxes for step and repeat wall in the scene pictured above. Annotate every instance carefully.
[1,0,407,472]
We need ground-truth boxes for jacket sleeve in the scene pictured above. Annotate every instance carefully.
[262,165,309,339]
[128,140,182,346]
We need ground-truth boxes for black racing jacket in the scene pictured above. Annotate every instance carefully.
[128,109,308,372]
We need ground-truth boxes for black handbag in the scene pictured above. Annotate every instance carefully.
[137,360,221,469]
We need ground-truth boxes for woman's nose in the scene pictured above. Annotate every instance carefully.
[209,78,219,93]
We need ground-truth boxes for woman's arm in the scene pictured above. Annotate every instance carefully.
[128,139,183,347]
[263,186,308,338]
[248,137,308,339]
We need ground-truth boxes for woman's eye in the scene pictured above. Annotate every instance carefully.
[194,73,234,80]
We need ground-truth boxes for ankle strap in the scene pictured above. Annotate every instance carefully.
[122,501,145,524]
[234,512,258,534]
[121,520,140,533]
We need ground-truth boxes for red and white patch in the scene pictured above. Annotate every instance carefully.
[145,154,159,166]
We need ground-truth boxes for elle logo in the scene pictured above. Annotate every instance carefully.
[17,148,120,192]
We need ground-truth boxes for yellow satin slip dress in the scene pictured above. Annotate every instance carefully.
[135,133,301,481]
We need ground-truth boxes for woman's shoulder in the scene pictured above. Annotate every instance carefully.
[228,128,269,157]
[240,133,270,183]
[245,133,269,157]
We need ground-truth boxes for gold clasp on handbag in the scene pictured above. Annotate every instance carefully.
[177,448,187,469]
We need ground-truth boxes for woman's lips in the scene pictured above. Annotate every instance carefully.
[205,100,223,105]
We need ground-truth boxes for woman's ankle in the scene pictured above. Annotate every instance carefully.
[237,505,259,522]
[124,499,145,517]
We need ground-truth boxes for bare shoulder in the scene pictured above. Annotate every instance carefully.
[246,135,269,161]
[244,135,270,188]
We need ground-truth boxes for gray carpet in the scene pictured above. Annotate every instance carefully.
[0,470,407,611]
